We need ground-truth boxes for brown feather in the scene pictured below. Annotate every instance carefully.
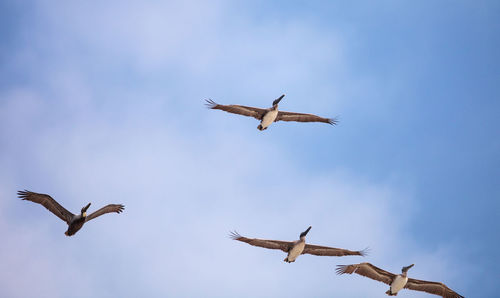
[18,190,73,224]
[303,245,367,257]
[85,204,124,222]
[229,231,293,252]
[336,263,396,285]
[205,99,267,120]
[276,111,337,125]
[405,278,464,298]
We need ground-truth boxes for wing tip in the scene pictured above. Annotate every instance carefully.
[229,230,242,240]
[328,117,339,125]
[205,99,217,109]
[17,189,30,199]
[116,204,125,213]
[359,247,370,257]
[335,264,349,275]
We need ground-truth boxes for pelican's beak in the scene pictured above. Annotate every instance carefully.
[272,94,285,106]
[300,226,312,238]
[82,203,91,213]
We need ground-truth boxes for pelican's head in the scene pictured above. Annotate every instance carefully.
[81,203,91,217]
[402,264,414,275]
[299,226,312,239]
[272,94,285,108]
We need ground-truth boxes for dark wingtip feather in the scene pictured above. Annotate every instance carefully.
[17,190,30,199]
[335,265,348,275]
[229,231,242,240]
[117,204,125,213]
[205,99,217,109]
[359,247,370,257]
[328,117,339,125]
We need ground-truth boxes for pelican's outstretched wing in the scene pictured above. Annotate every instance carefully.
[276,111,337,125]
[336,262,396,285]
[303,244,367,257]
[18,190,73,224]
[206,99,267,120]
[405,278,464,298]
[230,231,293,252]
[85,204,124,222]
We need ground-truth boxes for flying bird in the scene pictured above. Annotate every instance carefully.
[206,94,337,130]
[230,226,366,263]
[18,190,124,236]
[336,263,464,298]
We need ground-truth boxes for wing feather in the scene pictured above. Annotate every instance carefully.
[229,231,293,252]
[206,99,267,120]
[85,204,124,222]
[405,278,464,298]
[276,111,337,125]
[18,190,73,224]
[336,262,396,285]
[303,244,368,257]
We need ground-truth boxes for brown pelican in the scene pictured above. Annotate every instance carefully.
[18,190,124,236]
[230,226,366,263]
[206,94,337,130]
[336,263,464,297]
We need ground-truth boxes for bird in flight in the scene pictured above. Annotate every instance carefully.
[336,263,464,297]
[206,94,337,130]
[18,190,124,236]
[230,226,366,263]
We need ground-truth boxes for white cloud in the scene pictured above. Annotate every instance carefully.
[0,1,469,297]
[0,89,463,297]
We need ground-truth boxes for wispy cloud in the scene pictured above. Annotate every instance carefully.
[1,0,491,297]
[0,88,463,297]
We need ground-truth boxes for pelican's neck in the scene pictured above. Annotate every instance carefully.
[272,105,279,111]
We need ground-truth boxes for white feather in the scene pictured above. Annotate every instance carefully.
[260,110,278,129]
[287,241,305,262]
[389,275,408,294]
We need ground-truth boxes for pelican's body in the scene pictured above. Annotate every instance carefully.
[258,108,279,130]
[18,190,124,236]
[285,238,306,262]
[65,212,87,236]
[336,263,464,298]
[206,94,337,130]
[389,274,409,296]
[230,226,366,263]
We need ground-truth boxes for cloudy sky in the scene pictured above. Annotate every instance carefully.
[1,1,498,297]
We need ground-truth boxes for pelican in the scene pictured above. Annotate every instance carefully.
[18,190,124,236]
[206,94,337,130]
[230,226,366,263]
[336,263,464,297]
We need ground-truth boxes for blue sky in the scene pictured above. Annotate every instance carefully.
[0,1,498,297]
